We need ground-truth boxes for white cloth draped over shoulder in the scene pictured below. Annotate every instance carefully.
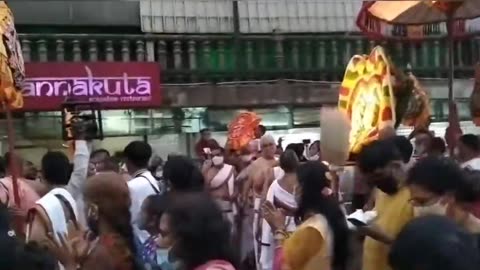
[27,187,79,270]
[30,191,67,270]
[259,178,297,270]
[209,164,236,224]
[461,157,480,170]
[253,166,284,270]
[50,188,79,223]
[29,192,65,243]
[26,187,79,243]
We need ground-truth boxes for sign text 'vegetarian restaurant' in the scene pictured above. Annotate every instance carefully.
[21,62,161,111]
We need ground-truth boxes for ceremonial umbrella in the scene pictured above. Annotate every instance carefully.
[227,112,261,152]
[356,0,480,102]
[0,1,26,207]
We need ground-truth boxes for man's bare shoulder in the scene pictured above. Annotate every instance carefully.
[252,157,268,167]
[25,180,49,197]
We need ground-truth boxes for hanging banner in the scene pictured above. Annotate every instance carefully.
[21,62,161,111]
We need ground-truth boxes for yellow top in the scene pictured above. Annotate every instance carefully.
[363,187,414,270]
[283,214,332,270]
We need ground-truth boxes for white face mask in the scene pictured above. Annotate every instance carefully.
[156,248,172,267]
[413,201,447,217]
[155,168,163,178]
[212,156,224,166]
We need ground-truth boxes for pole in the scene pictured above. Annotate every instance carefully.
[2,101,20,206]
[233,0,241,74]
[446,12,454,102]
[2,101,24,235]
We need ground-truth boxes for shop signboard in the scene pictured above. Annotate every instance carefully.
[21,62,161,111]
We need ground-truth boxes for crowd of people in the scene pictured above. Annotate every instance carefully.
[1,124,480,270]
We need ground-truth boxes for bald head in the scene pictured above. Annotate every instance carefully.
[260,134,276,159]
[260,134,275,145]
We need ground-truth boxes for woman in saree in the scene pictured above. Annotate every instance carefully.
[47,173,143,270]
[263,161,350,270]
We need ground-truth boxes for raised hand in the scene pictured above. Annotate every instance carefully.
[262,201,286,231]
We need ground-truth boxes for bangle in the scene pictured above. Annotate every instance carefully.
[274,229,289,241]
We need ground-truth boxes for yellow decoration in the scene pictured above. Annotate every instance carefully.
[0,1,25,110]
[338,46,396,154]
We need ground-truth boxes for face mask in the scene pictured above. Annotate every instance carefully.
[376,176,399,195]
[414,201,447,217]
[87,206,99,236]
[212,156,224,166]
[155,169,163,179]
[156,248,173,269]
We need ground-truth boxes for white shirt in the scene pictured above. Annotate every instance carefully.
[461,157,480,170]
[128,169,160,243]
[67,140,91,227]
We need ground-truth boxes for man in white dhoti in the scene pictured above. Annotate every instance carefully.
[203,147,238,228]
[244,134,284,270]
[259,150,299,270]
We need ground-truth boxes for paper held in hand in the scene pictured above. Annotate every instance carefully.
[346,209,378,229]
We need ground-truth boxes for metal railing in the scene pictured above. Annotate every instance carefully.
[19,33,480,83]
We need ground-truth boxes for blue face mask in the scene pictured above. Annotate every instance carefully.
[156,248,174,270]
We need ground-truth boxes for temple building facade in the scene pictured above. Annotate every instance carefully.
[1,0,479,159]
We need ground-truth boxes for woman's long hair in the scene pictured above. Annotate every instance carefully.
[167,192,238,269]
[85,173,142,270]
[103,200,138,260]
[295,162,350,270]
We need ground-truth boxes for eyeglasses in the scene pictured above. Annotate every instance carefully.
[408,197,438,207]
[261,143,275,148]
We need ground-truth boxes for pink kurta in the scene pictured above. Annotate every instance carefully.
[0,176,40,211]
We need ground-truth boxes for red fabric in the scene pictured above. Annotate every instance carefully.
[355,1,470,41]
[273,246,285,270]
